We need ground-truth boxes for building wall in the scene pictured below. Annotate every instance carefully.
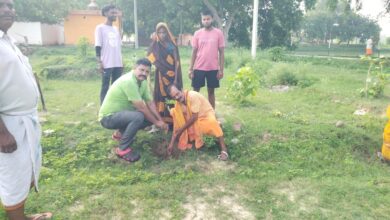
[64,10,121,45]
[177,34,193,46]
[41,24,64,45]
[8,22,42,45]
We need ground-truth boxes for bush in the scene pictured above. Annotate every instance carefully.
[274,71,298,86]
[268,47,286,62]
[267,63,318,87]
[227,66,260,104]
[297,75,317,88]
[77,37,90,58]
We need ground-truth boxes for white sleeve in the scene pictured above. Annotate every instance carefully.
[95,26,102,47]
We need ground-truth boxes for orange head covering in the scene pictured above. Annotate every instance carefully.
[154,22,177,46]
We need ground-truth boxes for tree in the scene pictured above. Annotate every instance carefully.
[303,10,381,44]
[258,0,316,48]
[14,0,81,24]
[201,0,252,45]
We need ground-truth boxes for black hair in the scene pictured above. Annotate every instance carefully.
[136,58,152,68]
[167,84,177,95]
[101,4,116,16]
[201,9,213,17]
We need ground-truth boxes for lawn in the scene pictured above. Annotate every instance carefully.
[1,46,390,219]
[294,44,390,58]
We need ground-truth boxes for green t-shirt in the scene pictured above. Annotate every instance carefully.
[98,72,152,120]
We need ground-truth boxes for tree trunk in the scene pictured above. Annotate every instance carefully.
[202,0,235,46]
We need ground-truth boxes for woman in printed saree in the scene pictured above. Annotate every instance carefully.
[147,22,183,125]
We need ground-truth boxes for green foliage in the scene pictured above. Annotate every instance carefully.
[14,0,81,24]
[360,56,390,98]
[303,8,381,44]
[1,46,389,219]
[267,63,318,87]
[268,47,286,62]
[77,37,90,58]
[274,71,299,86]
[227,66,260,104]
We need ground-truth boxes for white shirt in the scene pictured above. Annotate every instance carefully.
[0,30,39,114]
[94,24,123,68]
[366,38,373,49]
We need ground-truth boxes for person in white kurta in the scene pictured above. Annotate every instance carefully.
[0,0,51,219]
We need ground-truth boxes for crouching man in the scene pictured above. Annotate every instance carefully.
[167,84,228,160]
[99,58,168,162]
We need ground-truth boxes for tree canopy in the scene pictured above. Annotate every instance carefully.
[12,0,387,48]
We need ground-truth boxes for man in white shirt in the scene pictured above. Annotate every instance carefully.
[0,0,52,219]
[95,4,123,104]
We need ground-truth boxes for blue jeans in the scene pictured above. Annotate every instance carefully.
[100,111,151,150]
[100,67,123,104]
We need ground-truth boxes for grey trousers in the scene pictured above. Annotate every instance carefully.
[100,111,151,150]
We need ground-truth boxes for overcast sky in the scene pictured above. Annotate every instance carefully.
[359,0,390,37]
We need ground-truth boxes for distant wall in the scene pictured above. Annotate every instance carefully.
[41,24,64,45]
[64,10,122,45]
[9,22,42,45]
[177,33,193,46]
[8,22,64,45]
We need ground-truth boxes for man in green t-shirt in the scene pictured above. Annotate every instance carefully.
[99,58,168,162]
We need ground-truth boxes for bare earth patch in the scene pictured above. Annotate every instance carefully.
[271,179,322,216]
[183,187,255,220]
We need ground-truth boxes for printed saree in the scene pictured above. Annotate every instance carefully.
[147,23,183,124]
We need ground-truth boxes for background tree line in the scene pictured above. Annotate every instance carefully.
[14,0,385,48]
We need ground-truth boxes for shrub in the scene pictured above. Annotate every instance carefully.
[360,56,390,98]
[227,66,260,104]
[77,36,90,58]
[297,75,317,88]
[268,47,286,62]
[274,71,298,86]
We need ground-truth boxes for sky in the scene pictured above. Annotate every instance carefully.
[359,0,390,37]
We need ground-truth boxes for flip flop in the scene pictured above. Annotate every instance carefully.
[218,151,229,161]
[115,147,141,163]
[28,212,53,220]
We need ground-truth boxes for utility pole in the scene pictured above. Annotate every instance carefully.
[251,0,259,59]
[134,0,139,49]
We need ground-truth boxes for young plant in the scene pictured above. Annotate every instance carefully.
[227,66,260,104]
[360,56,390,98]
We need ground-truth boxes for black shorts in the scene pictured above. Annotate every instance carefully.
[191,70,220,89]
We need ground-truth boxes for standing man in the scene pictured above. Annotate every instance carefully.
[189,9,225,109]
[99,58,168,163]
[0,0,52,219]
[95,4,123,104]
[366,36,373,56]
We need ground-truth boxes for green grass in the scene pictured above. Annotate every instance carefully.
[294,44,390,58]
[1,46,390,219]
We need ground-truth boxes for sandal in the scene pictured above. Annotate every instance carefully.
[28,212,53,220]
[112,130,122,141]
[218,151,229,161]
[115,147,140,162]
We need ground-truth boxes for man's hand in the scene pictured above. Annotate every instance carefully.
[167,141,174,155]
[97,61,104,74]
[174,128,183,137]
[217,70,224,80]
[0,131,17,153]
[156,121,168,131]
[188,69,194,79]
